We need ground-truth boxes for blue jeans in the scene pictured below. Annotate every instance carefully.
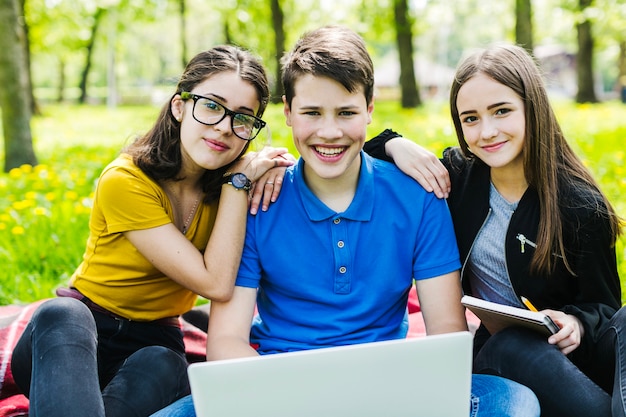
[150,374,539,417]
[11,297,190,417]
[475,307,626,417]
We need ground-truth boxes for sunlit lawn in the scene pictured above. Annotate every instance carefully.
[1,99,625,304]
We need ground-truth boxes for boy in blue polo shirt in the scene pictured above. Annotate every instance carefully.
[150,25,539,417]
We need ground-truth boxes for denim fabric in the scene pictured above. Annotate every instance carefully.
[470,374,540,417]
[474,310,626,417]
[150,395,194,417]
[149,374,539,417]
[11,297,190,417]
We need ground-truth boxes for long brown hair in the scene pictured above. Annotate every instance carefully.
[449,44,622,275]
[125,45,270,203]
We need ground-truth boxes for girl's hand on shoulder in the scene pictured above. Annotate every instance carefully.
[544,309,585,355]
[231,147,293,183]
[249,150,297,214]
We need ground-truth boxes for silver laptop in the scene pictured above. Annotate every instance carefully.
[188,331,473,417]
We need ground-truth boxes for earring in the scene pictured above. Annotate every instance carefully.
[176,117,182,122]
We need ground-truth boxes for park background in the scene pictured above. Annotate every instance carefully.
[0,0,625,305]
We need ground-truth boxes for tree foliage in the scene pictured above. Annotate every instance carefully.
[9,0,626,112]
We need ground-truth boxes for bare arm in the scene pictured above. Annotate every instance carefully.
[125,147,293,302]
[415,271,468,335]
[206,286,259,360]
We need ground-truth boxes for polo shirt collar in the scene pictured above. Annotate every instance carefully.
[294,151,374,222]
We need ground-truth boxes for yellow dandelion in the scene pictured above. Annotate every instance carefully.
[33,207,49,216]
[12,200,34,210]
[11,226,25,235]
[64,190,79,200]
[74,204,91,215]
[0,223,5,231]
[20,164,33,173]
[25,191,37,201]
[0,214,10,222]
[45,192,56,201]
[34,165,50,177]
[9,168,22,179]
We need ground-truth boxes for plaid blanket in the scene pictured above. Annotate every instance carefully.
[0,288,474,416]
[0,300,208,417]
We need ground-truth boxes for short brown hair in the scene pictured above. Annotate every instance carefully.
[281,25,374,107]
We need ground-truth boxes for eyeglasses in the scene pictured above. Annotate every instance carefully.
[180,92,266,141]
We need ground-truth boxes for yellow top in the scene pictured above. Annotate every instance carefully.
[70,153,218,321]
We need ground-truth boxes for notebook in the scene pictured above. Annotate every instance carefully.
[462,295,560,336]
[188,331,473,417]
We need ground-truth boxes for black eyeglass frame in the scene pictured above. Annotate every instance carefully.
[180,91,267,141]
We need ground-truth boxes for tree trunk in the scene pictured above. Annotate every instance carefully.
[0,0,37,171]
[19,0,40,116]
[576,0,598,103]
[180,0,187,68]
[78,7,105,104]
[57,57,65,103]
[394,0,420,108]
[617,39,626,104]
[270,0,285,104]
[515,0,533,53]
[617,39,626,81]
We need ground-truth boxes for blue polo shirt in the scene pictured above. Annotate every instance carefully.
[236,152,460,355]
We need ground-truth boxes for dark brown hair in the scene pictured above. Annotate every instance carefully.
[281,25,374,107]
[449,44,622,275]
[125,45,269,203]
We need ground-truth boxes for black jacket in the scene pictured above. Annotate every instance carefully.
[365,131,621,362]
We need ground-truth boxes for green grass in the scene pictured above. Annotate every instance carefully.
[1,99,625,304]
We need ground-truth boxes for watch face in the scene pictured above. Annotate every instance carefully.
[231,173,250,189]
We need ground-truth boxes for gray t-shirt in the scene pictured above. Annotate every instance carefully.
[468,182,524,308]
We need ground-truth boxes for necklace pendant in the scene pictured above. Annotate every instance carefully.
[165,182,201,236]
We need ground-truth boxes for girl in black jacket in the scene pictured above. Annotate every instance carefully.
[365,44,624,417]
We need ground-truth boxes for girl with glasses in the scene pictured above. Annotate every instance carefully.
[11,45,293,417]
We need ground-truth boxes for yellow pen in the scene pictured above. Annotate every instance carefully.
[521,296,539,312]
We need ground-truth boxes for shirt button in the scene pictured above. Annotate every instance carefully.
[339,266,347,274]
[333,218,341,224]
[337,241,344,248]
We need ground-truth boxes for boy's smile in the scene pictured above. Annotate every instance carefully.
[284,74,373,186]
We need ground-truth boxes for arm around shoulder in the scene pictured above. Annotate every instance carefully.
[365,130,450,198]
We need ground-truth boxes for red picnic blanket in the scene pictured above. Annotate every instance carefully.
[0,288,477,416]
[0,300,208,417]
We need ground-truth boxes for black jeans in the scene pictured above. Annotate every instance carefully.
[474,307,626,417]
[11,297,190,417]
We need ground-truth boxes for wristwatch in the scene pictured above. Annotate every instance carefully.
[223,173,251,191]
